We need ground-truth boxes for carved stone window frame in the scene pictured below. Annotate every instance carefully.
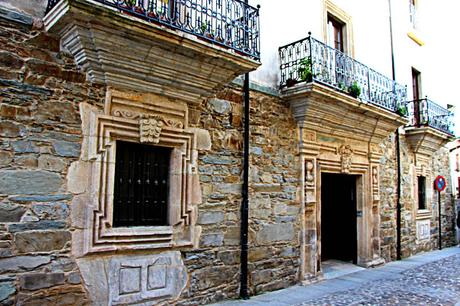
[323,0,354,57]
[414,160,432,218]
[72,89,205,256]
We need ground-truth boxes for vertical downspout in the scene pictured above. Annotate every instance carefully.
[388,0,402,260]
[240,71,250,299]
[240,0,251,298]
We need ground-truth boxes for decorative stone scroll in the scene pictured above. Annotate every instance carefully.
[338,144,353,173]
[140,115,164,143]
[71,89,209,256]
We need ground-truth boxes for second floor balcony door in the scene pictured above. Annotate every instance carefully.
[327,14,346,88]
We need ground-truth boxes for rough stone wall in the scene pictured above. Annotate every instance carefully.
[379,132,456,262]
[378,133,398,262]
[0,14,105,305]
[432,148,457,249]
[0,7,301,304]
[179,87,301,304]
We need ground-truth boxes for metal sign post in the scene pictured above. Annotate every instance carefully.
[434,176,447,250]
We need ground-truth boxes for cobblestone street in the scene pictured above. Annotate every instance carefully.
[212,247,460,306]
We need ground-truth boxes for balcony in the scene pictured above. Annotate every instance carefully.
[44,0,260,103]
[279,34,407,145]
[405,98,454,158]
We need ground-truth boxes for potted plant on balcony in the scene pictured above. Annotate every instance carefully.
[348,81,361,98]
[396,104,408,116]
[297,57,313,82]
[200,23,215,39]
[120,0,144,15]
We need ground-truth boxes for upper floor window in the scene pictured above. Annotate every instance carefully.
[327,14,345,52]
[456,153,460,172]
[411,68,421,101]
[409,0,417,28]
[113,141,171,227]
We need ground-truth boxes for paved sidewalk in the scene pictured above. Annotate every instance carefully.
[210,246,460,306]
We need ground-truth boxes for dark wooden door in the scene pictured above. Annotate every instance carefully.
[321,173,357,263]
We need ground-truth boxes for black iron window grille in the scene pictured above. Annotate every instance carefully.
[45,0,260,60]
[113,141,171,227]
[278,33,408,113]
[406,98,454,135]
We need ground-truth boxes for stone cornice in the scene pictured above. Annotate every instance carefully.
[282,82,407,146]
[404,125,454,158]
[44,0,260,104]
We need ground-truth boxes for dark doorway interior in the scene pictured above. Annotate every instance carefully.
[321,173,357,264]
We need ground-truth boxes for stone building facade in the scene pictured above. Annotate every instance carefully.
[0,0,457,305]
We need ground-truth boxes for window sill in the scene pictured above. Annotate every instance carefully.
[407,31,424,46]
[416,210,431,219]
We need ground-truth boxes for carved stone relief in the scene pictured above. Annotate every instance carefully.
[109,252,187,305]
[416,219,430,241]
[77,252,187,305]
[304,159,316,203]
[140,115,164,143]
[338,144,353,173]
[371,165,380,201]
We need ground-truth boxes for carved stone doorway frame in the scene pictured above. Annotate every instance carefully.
[298,127,384,282]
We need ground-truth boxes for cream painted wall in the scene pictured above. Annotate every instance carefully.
[249,0,458,136]
[1,0,456,135]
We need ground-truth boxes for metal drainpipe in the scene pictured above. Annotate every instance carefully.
[240,0,251,297]
[240,71,250,300]
[388,0,402,260]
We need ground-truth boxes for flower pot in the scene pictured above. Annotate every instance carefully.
[286,78,297,87]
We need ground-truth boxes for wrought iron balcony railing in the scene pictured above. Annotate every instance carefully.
[45,0,260,60]
[406,98,454,135]
[279,33,407,114]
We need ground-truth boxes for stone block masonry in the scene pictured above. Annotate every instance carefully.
[177,87,301,305]
[0,10,105,305]
[0,8,301,304]
[379,134,456,262]
[0,4,457,306]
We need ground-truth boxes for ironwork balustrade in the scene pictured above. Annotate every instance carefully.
[279,33,407,113]
[45,0,260,60]
[406,98,454,135]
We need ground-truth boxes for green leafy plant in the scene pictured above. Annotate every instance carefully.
[297,57,313,82]
[124,0,136,7]
[397,104,408,116]
[338,82,347,92]
[201,23,207,33]
[348,81,361,98]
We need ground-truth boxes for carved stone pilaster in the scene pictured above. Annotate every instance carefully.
[304,159,316,204]
[371,165,380,202]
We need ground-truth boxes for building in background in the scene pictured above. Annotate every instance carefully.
[0,0,457,305]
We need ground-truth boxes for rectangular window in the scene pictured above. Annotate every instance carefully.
[409,0,416,28]
[327,14,345,52]
[113,141,171,227]
[456,153,459,172]
[417,176,426,210]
